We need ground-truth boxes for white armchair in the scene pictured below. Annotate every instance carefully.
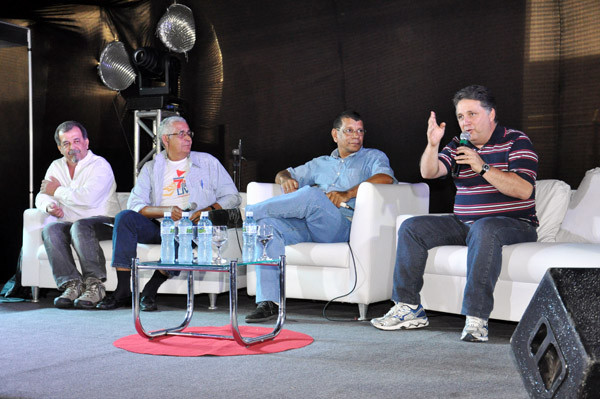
[245,181,430,320]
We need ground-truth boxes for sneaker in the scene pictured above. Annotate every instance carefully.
[54,280,83,309]
[370,302,429,331]
[461,316,489,342]
[74,278,106,309]
[245,301,278,323]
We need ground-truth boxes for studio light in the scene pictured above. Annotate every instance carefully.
[132,46,181,98]
[97,2,197,109]
[97,41,136,91]
[156,3,196,54]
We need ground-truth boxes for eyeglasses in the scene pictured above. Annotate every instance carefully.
[166,130,194,139]
[337,128,366,137]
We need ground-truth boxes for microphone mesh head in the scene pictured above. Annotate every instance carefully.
[460,132,471,141]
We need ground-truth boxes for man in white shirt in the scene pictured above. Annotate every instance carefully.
[36,121,120,309]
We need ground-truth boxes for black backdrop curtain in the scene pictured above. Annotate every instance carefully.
[1,0,599,282]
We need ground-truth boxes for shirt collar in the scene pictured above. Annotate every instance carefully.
[330,147,363,159]
[483,124,504,146]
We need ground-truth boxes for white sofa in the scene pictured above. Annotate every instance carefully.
[396,169,600,322]
[21,193,246,308]
[245,182,430,320]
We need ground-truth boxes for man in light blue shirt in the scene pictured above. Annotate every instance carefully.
[96,116,241,311]
[245,110,396,322]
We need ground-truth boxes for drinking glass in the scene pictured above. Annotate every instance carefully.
[212,225,228,264]
[257,224,274,261]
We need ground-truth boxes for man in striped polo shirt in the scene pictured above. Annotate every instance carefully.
[371,85,538,342]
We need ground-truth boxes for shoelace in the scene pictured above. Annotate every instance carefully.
[80,282,102,299]
[465,317,486,329]
[386,303,413,317]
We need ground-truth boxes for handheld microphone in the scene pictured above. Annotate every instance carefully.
[451,131,471,178]
[184,202,197,212]
[340,202,354,210]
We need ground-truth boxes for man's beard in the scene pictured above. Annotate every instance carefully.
[68,149,81,163]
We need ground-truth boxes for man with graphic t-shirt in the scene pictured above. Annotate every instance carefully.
[96,116,241,310]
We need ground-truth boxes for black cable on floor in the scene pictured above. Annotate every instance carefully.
[322,241,361,322]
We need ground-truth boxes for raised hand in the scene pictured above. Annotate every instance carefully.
[427,111,446,147]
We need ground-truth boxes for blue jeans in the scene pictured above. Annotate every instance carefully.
[112,210,161,268]
[42,216,114,288]
[246,186,352,303]
[392,215,538,319]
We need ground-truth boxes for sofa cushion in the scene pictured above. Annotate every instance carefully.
[556,167,600,243]
[535,179,572,242]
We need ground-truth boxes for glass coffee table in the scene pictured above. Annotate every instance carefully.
[130,256,286,346]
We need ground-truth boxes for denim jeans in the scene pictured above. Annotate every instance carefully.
[112,210,161,268]
[42,215,114,289]
[246,186,352,303]
[392,215,538,319]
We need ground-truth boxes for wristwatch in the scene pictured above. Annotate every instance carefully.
[479,163,490,176]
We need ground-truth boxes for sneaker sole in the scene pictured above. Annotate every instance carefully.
[74,300,99,309]
[54,299,75,309]
[461,333,488,342]
[245,314,278,323]
[371,318,429,331]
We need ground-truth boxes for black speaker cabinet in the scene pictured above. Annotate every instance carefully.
[511,268,600,398]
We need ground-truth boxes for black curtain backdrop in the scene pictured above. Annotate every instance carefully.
[1,0,599,283]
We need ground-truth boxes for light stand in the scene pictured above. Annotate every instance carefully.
[132,109,178,182]
[232,139,244,191]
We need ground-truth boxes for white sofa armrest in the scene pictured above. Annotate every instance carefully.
[246,182,283,205]
[350,182,430,298]
[22,208,57,287]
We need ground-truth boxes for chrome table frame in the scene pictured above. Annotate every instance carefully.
[131,256,286,346]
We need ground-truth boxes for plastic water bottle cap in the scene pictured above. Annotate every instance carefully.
[164,211,171,217]
[182,211,189,217]
[246,211,253,217]
[201,211,209,217]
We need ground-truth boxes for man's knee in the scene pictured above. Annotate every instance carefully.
[302,186,325,201]
[468,218,497,242]
[114,210,139,231]
[42,222,69,242]
[70,217,96,235]
[398,216,428,237]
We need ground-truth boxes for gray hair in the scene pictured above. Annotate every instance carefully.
[158,116,188,141]
[54,121,88,146]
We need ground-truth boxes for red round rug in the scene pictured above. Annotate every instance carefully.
[113,325,313,356]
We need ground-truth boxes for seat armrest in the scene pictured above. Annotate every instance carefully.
[246,182,283,205]
[348,182,430,296]
[22,208,57,286]
[351,182,430,243]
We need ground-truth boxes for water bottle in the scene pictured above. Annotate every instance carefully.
[160,211,176,264]
[196,211,213,264]
[177,212,194,264]
[242,211,258,262]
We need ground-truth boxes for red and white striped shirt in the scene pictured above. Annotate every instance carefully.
[439,125,539,225]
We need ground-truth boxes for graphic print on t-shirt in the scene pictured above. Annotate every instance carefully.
[162,159,190,208]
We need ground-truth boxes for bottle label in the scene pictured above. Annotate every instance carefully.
[181,226,194,234]
[198,226,212,234]
[243,225,257,234]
